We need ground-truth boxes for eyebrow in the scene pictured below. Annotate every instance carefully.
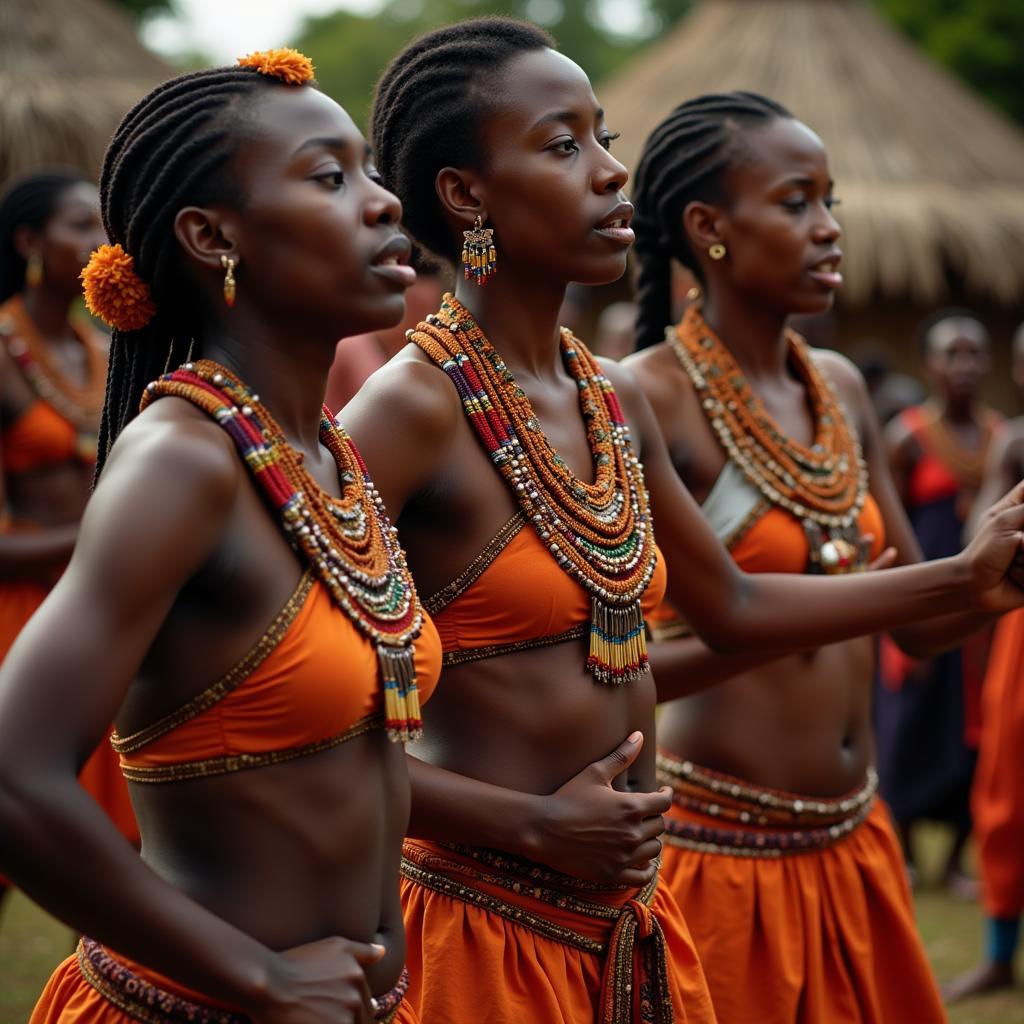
[292,136,351,156]
[780,175,834,190]
[530,107,605,132]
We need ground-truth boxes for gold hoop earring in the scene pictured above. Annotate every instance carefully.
[708,243,726,261]
[25,253,44,288]
[462,215,497,285]
[221,255,237,307]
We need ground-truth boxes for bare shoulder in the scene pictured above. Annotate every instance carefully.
[809,347,869,405]
[341,343,461,448]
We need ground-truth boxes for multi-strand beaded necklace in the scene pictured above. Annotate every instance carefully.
[668,305,868,574]
[141,360,424,741]
[0,294,106,460]
[413,294,657,684]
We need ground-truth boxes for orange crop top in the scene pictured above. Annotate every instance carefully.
[426,513,668,665]
[647,463,885,638]
[2,401,80,473]
[114,574,442,783]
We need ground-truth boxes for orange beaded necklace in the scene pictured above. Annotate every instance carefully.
[669,305,868,574]
[413,294,657,683]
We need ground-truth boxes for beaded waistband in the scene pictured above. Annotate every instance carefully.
[401,841,675,1023]
[76,936,407,1023]
[441,624,587,667]
[657,751,877,858]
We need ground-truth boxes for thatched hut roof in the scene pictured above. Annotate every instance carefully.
[0,0,172,188]
[600,0,1024,306]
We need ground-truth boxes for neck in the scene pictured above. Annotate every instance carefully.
[200,312,333,453]
[701,287,790,384]
[939,395,979,426]
[20,286,76,342]
[453,266,567,381]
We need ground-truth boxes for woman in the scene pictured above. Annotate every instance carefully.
[0,50,438,1023]
[625,93,999,1021]
[0,171,137,910]
[343,22,1024,1024]
[877,310,1000,889]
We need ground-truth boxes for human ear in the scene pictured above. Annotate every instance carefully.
[12,224,42,262]
[173,206,240,273]
[435,167,486,231]
[682,200,726,254]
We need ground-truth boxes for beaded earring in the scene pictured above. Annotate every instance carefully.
[461,215,497,285]
[221,255,237,307]
[25,253,43,288]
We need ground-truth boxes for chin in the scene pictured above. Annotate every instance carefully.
[575,255,629,288]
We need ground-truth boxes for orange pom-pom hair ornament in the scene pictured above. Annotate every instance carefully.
[81,243,157,332]
[237,48,315,86]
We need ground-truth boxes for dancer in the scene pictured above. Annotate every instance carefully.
[348,26,1024,1023]
[876,310,1000,889]
[945,322,1024,1002]
[0,50,436,1023]
[625,92,1008,1023]
[0,171,137,913]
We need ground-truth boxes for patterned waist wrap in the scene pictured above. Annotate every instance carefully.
[657,750,878,858]
[76,937,409,1023]
[401,839,675,1023]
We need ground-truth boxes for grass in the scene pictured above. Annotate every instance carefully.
[1,825,1023,1021]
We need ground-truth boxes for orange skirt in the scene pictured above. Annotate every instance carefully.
[30,938,417,1023]
[400,839,716,1024]
[973,607,1024,919]
[658,760,944,1024]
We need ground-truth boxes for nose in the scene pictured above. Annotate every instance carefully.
[813,202,841,243]
[594,146,629,195]
[365,179,402,227]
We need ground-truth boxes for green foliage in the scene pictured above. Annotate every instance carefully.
[108,0,174,18]
[873,0,1024,123]
[293,0,659,132]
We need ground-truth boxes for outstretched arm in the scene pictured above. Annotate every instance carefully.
[605,360,1024,658]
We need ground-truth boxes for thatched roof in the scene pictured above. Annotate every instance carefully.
[0,0,172,188]
[601,0,1024,306]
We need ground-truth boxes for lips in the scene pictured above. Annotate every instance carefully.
[370,233,416,287]
[807,249,843,290]
[594,201,635,246]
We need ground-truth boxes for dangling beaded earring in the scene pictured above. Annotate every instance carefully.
[221,255,237,307]
[25,253,44,288]
[461,215,497,285]
[708,243,727,261]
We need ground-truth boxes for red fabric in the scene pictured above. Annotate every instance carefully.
[973,608,1024,918]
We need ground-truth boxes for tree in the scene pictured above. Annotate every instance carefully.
[873,0,1024,124]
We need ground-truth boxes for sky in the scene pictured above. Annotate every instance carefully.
[142,0,382,63]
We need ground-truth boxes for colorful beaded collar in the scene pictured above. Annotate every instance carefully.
[412,294,657,684]
[142,360,424,741]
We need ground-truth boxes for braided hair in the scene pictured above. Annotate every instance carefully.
[0,170,88,303]
[371,17,554,264]
[631,92,791,350]
[94,65,303,476]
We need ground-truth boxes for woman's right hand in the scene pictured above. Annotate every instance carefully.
[253,937,385,1024]
[525,731,671,887]
[959,480,1024,612]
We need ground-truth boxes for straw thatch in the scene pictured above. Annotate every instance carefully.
[0,0,172,188]
[601,0,1024,306]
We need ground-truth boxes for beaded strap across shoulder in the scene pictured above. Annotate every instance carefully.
[141,360,424,741]
[412,294,657,684]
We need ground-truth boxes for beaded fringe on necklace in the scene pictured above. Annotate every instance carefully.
[141,360,424,741]
[412,295,657,684]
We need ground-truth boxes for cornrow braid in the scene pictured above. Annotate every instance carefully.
[94,64,307,478]
[0,170,87,303]
[631,92,791,351]
[371,17,554,264]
